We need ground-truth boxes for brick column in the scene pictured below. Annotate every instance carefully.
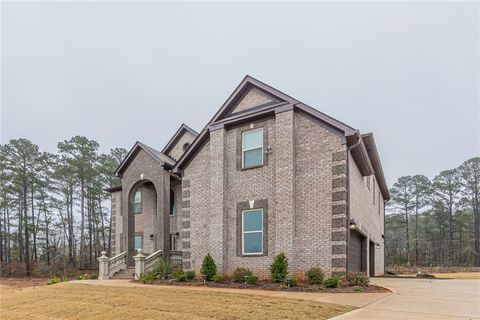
[159,170,170,258]
[209,128,227,274]
[331,148,348,276]
[181,179,192,269]
[274,109,295,263]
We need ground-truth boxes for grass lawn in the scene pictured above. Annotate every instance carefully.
[0,282,354,319]
[432,272,480,280]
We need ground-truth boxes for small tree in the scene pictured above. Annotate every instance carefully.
[270,252,288,282]
[201,254,217,281]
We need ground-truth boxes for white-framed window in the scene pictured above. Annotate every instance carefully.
[134,235,143,250]
[242,128,263,169]
[242,209,263,255]
[134,190,142,214]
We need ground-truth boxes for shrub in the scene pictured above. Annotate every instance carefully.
[305,267,325,285]
[232,268,253,283]
[47,276,63,285]
[185,271,196,280]
[416,272,435,279]
[201,254,217,281]
[246,275,258,285]
[77,273,90,280]
[286,276,297,287]
[279,283,288,290]
[175,272,186,282]
[155,258,173,280]
[324,277,341,288]
[346,272,370,286]
[171,267,184,278]
[270,252,288,282]
[139,273,156,284]
[212,274,222,283]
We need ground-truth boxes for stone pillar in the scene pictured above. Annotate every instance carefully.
[209,127,227,273]
[158,170,171,259]
[97,251,110,280]
[133,249,146,280]
[274,109,295,265]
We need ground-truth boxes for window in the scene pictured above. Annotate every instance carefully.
[170,189,176,216]
[134,235,142,250]
[242,128,263,168]
[242,209,263,254]
[134,190,142,214]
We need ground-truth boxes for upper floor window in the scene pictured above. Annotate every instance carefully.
[242,128,263,169]
[242,209,263,255]
[134,190,142,214]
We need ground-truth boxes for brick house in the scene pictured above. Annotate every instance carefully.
[105,75,390,278]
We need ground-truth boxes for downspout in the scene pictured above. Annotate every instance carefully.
[346,131,362,274]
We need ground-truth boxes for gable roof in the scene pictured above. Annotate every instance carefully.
[171,75,389,200]
[161,123,198,155]
[114,141,175,178]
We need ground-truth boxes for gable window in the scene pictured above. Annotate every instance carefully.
[134,235,143,250]
[242,128,263,168]
[242,209,263,254]
[134,190,142,214]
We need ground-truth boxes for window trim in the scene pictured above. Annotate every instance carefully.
[242,128,264,169]
[133,190,142,214]
[241,208,264,255]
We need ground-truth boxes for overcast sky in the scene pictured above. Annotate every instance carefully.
[1,1,478,184]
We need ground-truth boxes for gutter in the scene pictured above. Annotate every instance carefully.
[345,131,363,274]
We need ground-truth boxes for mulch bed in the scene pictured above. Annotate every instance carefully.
[147,279,390,293]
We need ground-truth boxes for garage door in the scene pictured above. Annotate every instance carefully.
[348,230,365,272]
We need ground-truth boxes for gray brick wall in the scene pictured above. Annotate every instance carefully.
[231,88,277,114]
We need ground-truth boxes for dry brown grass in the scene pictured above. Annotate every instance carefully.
[0,282,354,320]
[432,272,480,279]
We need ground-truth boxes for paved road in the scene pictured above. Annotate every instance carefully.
[331,278,480,320]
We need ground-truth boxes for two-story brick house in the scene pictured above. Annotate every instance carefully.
[106,75,390,278]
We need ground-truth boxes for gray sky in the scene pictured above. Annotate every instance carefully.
[1,1,479,184]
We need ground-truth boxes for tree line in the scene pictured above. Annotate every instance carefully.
[0,137,127,276]
[386,157,479,267]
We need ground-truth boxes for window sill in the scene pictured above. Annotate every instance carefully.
[241,164,265,171]
[241,253,265,257]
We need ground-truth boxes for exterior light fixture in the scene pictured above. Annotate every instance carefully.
[375,243,381,249]
[349,219,357,230]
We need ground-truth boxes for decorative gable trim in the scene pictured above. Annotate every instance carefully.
[114,142,175,178]
[161,123,198,155]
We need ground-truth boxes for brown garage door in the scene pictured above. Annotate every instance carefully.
[348,230,365,272]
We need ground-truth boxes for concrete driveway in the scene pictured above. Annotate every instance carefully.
[331,277,480,320]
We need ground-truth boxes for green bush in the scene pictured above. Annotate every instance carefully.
[286,276,297,287]
[47,276,63,285]
[77,273,90,280]
[246,275,258,285]
[171,267,184,278]
[232,268,253,282]
[212,274,222,283]
[270,252,288,283]
[139,273,156,284]
[305,267,325,285]
[185,271,196,280]
[155,258,173,280]
[324,277,340,288]
[346,272,370,286]
[175,272,186,282]
[201,254,217,281]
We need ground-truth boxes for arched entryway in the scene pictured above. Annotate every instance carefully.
[127,179,157,266]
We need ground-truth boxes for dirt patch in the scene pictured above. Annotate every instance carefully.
[1,282,354,320]
[0,277,50,289]
[146,279,390,293]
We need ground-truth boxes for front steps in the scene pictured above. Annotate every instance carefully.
[112,267,135,279]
